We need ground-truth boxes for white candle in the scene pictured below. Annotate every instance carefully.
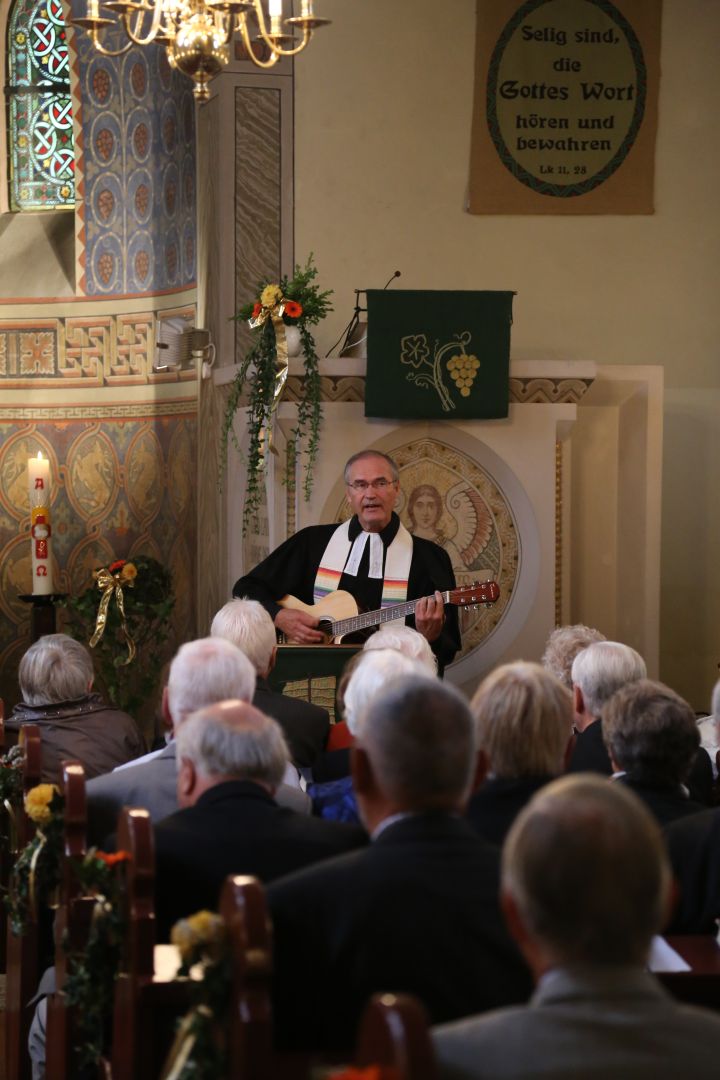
[28,452,53,595]
[269,0,282,16]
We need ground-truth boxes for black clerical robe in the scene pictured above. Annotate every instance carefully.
[233,513,461,670]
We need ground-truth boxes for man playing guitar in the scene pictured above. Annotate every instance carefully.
[233,450,462,672]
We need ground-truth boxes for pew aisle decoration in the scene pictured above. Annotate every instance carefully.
[62,555,175,716]
[0,745,27,856]
[62,848,130,1067]
[161,910,231,1080]
[223,255,333,533]
[7,784,64,935]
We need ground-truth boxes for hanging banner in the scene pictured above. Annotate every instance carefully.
[365,290,513,421]
[468,0,662,214]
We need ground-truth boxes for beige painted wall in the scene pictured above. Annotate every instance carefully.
[294,0,720,709]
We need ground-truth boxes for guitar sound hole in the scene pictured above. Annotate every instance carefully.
[318,619,335,637]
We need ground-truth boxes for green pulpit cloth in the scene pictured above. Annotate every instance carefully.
[365,289,514,420]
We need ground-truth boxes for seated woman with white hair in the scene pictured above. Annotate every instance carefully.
[7,633,145,784]
[308,649,432,824]
[322,626,438,759]
[467,661,574,847]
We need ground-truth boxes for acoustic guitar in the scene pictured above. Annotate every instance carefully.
[277,581,500,644]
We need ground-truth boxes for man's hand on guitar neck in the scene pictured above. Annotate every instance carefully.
[275,608,326,645]
[414,591,446,644]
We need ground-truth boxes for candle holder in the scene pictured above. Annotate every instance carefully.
[18,594,68,644]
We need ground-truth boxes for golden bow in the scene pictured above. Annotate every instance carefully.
[89,565,137,666]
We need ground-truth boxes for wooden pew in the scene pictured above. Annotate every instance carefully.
[109,808,190,1080]
[354,993,437,1080]
[5,724,43,1080]
[45,762,94,1080]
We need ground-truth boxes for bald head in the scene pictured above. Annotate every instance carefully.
[175,699,289,807]
[502,774,671,968]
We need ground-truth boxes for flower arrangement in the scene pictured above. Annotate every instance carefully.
[61,848,130,1068]
[161,911,232,1080]
[0,744,24,807]
[61,554,175,718]
[7,784,64,936]
[222,254,333,534]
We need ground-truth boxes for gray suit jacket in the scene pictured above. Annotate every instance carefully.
[86,741,310,847]
[433,966,720,1079]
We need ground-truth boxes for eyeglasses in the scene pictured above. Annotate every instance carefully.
[346,478,396,492]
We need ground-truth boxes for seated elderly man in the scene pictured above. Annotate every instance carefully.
[86,637,309,846]
[268,675,532,1055]
[540,623,606,690]
[433,774,720,1079]
[153,700,367,939]
[603,678,707,826]
[210,598,330,768]
[7,633,144,784]
[467,662,573,846]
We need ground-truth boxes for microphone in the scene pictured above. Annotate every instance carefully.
[382,270,402,289]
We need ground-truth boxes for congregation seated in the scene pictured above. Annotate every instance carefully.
[211,597,331,769]
[308,648,432,822]
[540,622,606,690]
[268,674,533,1055]
[433,774,720,1079]
[86,636,309,846]
[603,679,709,826]
[153,699,367,940]
[466,661,573,846]
[6,634,144,784]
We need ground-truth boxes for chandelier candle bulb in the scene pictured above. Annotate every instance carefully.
[28,452,53,596]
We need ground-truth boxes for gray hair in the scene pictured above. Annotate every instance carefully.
[602,678,700,787]
[343,450,399,485]
[210,598,276,675]
[363,625,437,672]
[166,638,256,730]
[359,675,476,810]
[503,774,671,966]
[571,641,646,718]
[471,662,573,778]
[19,633,94,706]
[344,649,432,737]
[541,624,606,690]
[175,701,288,786]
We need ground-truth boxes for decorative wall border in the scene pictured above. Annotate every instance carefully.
[280,374,595,405]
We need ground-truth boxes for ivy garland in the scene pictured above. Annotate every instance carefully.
[221,255,332,534]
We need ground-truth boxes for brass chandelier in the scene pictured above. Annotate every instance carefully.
[72,0,330,100]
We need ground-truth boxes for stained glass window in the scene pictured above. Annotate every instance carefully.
[7,0,75,211]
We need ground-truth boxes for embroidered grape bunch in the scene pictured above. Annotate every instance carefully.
[447,352,480,398]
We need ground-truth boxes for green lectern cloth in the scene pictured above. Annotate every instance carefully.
[365,289,514,420]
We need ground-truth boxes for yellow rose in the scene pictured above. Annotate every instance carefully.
[171,910,224,965]
[25,784,60,825]
[121,562,137,582]
[260,284,283,309]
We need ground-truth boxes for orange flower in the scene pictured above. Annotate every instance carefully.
[284,300,303,319]
[95,850,130,867]
[251,302,262,319]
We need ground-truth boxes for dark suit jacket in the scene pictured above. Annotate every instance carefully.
[617,776,705,827]
[567,721,713,806]
[253,678,329,768]
[665,807,720,933]
[153,780,366,940]
[466,776,554,847]
[267,813,533,1054]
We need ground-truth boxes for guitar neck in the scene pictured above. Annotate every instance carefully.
[331,591,451,639]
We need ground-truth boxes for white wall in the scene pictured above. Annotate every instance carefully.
[294,0,720,709]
